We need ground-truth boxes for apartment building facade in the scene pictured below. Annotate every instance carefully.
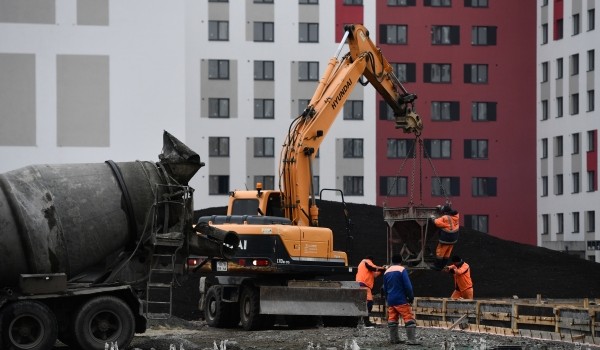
[537,0,599,261]
[1,0,541,247]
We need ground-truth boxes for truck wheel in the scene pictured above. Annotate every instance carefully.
[72,296,134,350]
[204,286,239,328]
[0,301,57,350]
[239,286,262,330]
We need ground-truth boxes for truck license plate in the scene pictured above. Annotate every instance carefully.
[216,260,228,272]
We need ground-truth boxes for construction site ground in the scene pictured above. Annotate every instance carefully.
[55,201,599,349]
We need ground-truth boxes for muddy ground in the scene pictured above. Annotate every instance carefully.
[123,317,597,350]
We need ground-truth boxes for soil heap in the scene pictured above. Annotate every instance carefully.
[173,200,600,320]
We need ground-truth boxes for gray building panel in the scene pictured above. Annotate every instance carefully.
[299,1,319,22]
[0,0,55,24]
[245,137,275,189]
[200,59,238,118]
[77,0,109,26]
[57,55,110,147]
[209,157,230,177]
[0,53,36,146]
[208,0,229,21]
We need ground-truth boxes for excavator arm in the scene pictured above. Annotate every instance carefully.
[280,24,423,227]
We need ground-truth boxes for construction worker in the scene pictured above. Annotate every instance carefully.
[383,254,418,345]
[443,255,474,300]
[355,255,386,327]
[430,204,460,271]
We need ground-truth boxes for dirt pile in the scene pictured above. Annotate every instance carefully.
[174,200,600,320]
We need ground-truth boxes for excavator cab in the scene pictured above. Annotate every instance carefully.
[228,183,284,218]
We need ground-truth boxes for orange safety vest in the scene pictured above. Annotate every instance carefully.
[434,213,460,244]
[355,258,382,290]
[450,262,473,292]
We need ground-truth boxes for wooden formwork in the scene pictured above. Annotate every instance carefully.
[404,297,600,345]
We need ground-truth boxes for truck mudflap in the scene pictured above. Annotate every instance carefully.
[259,281,368,316]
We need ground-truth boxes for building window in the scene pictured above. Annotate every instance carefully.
[464,64,488,84]
[254,60,274,80]
[208,98,230,118]
[573,13,581,35]
[541,138,548,158]
[431,101,459,121]
[589,50,595,71]
[209,175,229,195]
[254,175,275,190]
[555,174,564,195]
[425,0,451,7]
[471,26,496,45]
[254,99,274,119]
[254,0,273,3]
[472,177,497,197]
[556,58,563,79]
[254,22,274,42]
[343,176,364,196]
[432,176,460,196]
[571,93,579,115]
[588,130,596,151]
[556,19,564,40]
[586,211,596,232]
[587,90,595,112]
[557,96,563,118]
[570,54,579,75]
[391,63,416,82]
[573,172,580,193]
[541,176,548,196]
[424,63,451,83]
[381,24,408,44]
[387,0,416,6]
[572,133,580,154]
[589,9,595,31]
[555,135,563,156]
[431,25,459,45]
[424,139,451,159]
[209,0,228,2]
[471,102,497,121]
[465,0,488,8]
[387,138,414,158]
[299,23,319,43]
[464,139,488,159]
[557,213,564,234]
[541,0,548,6]
[343,138,364,158]
[299,0,318,4]
[343,0,362,4]
[209,20,229,41]
[299,61,319,81]
[208,60,229,79]
[542,214,549,234]
[465,215,488,233]
[541,23,548,44]
[541,62,548,82]
[344,100,363,120]
[209,137,229,157]
[380,176,408,196]
[541,100,548,120]
[588,171,597,192]
[573,212,580,233]
[254,137,275,157]
[380,102,395,120]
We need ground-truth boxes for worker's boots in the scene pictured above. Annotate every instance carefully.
[362,316,374,327]
[388,323,403,344]
[405,323,419,345]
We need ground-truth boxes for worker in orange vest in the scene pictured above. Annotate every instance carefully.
[355,255,386,327]
[430,204,460,271]
[443,255,474,300]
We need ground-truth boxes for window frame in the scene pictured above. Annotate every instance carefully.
[343,176,364,196]
[208,136,230,157]
[472,177,497,197]
[254,98,275,119]
[343,138,364,158]
[253,137,275,157]
[298,61,319,81]
[343,100,364,120]
[380,176,408,196]
[464,63,488,84]
[208,20,229,41]
[381,24,408,45]
[253,21,274,42]
[208,98,230,118]
[254,60,274,81]
[299,22,319,43]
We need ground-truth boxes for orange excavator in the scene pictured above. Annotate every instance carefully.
[194,24,423,330]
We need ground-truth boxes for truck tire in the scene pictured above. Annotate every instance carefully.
[204,286,239,328]
[239,286,263,331]
[0,301,57,350]
[72,296,135,350]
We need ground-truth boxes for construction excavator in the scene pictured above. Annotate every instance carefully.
[193,24,423,330]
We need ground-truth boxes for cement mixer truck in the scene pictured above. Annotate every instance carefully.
[0,131,239,350]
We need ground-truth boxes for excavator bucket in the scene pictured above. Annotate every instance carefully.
[259,281,367,316]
